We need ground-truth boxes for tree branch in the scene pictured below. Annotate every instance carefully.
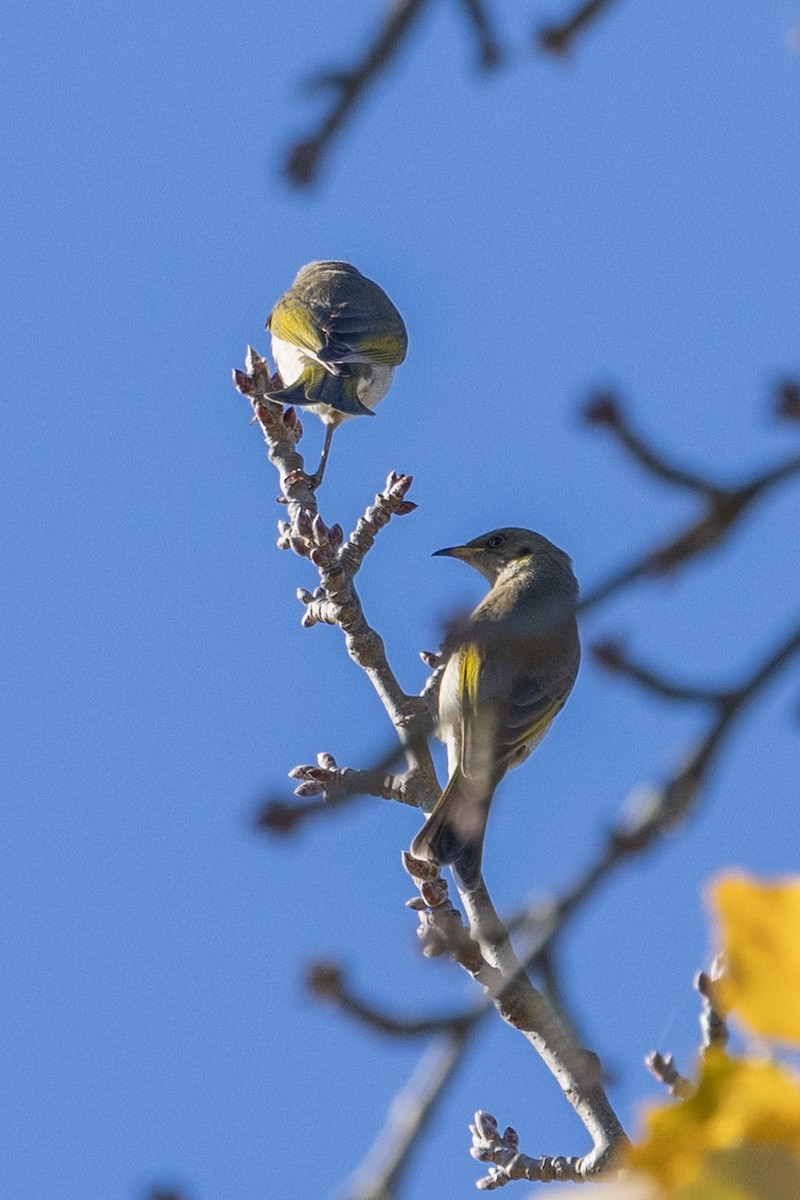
[580,396,800,611]
[284,0,433,187]
[237,349,800,1192]
[537,0,621,57]
[404,856,629,1184]
[307,958,473,1038]
[234,351,440,804]
[456,0,504,69]
[645,1051,694,1100]
[342,1028,474,1200]
[696,958,729,1057]
[305,608,800,1191]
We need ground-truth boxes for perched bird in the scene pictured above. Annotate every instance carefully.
[266,261,408,487]
[411,528,580,891]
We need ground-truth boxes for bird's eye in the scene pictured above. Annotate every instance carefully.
[487,535,505,550]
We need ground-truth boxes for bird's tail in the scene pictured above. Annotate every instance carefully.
[267,365,374,417]
[410,768,493,892]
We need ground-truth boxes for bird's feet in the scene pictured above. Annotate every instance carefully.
[282,467,322,492]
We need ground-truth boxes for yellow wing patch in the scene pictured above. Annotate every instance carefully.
[508,697,564,756]
[269,302,324,355]
[459,644,482,705]
[356,332,408,365]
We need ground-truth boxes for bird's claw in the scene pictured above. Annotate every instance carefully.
[283,468,320,491]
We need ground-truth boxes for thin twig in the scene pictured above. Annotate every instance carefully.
[644,957,728,1102]
[255,760,424,835]
[285,0,433,187]
[644,1051,694,1101]
[456,0,504,68]
[579,397,800,611]
[307,960,473,1039]
[537,0,621,56]
[234,350,440,803]
[342,1028,474,1200]
[696,958,729,1057]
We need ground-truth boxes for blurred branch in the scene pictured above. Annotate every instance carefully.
[590,640,723,705]
[645,957,728,1102]
[537,0,621,56]
[284,0,433,187]
[280,0,628,186]
[696,957,729,1057]
[580,394,800,611]
[456,0,504,68]
[645,1051,694,1101]
[307,960,474,1037]
[342,1028,474,1200]
[776,379,800,422]
[547,618,800,909]
[591,621,800,719]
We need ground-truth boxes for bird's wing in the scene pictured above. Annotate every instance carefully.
[270,289,407,368]
[268,298,327,357]
[458,643,575,778]
[314,304,408,367]
[498,668,571,760]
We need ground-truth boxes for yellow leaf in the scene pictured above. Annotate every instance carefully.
[675,1145,800,1200]
[541,1177,657,1198]
[628,1053,800,1189]
[712,872,800,1043]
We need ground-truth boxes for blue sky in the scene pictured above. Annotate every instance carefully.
[2,2,799,1197]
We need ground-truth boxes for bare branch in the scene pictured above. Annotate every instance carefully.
[287,753,422,808]
[776,379,800,422]
[404,857,629,1182]
[306,960,472,1038]
[456,0,504,69]
[645,1051,694,1100]
[590,640,724,705]
[337,473,418,581]
[470,1109,618,1188]
[579,398,800,611]
[253,755,425,836]
[284,0,433,187]
[235,350,440,803]
[342,1028,474,1200]
[696,957,729,1056]
[584,393,716,495]
[644,957,728,1103]
[537,0,621,57]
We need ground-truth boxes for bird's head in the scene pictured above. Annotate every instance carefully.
[433,527,574,588]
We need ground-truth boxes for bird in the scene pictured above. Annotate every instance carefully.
[411,528,580,892]
[265,261,408,487]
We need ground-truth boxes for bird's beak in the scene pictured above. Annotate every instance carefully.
[432,544,478,560]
